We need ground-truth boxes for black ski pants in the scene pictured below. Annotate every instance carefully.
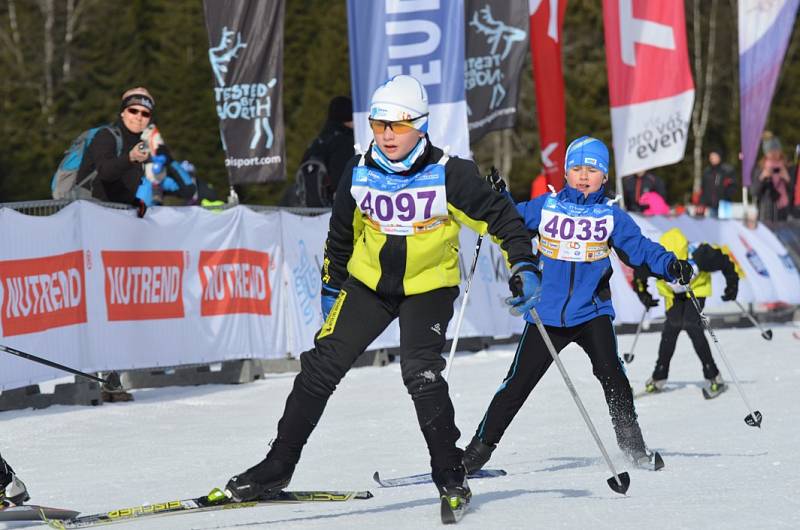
[653,296,719,381]
[271,277,463,471]
[474,315,646,455]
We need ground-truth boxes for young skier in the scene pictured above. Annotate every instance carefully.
[0,453,29,507]
[633,227,739,398]
[224,75,539,520]
[462,136,694,473]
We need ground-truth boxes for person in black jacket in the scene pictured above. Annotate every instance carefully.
[225,75,539,517]
[77,87,158,212]
[287,96,355,207]
[0,453,29,507]
[622,170,667,213]
[633,228,739,399]
[699,150,736,218]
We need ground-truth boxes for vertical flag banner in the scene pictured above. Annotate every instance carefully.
[347,0,470,158]
[529,0,568,188]
[203,0,286,183]
[738,0,799,186]
[465,0,528,144]
[602,0,695,178]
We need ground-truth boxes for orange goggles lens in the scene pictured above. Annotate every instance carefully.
[368,119,417,135]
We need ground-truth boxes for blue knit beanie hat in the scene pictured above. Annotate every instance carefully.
[565,136,609,174]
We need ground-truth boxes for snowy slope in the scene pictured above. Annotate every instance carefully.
[2,324,799,529]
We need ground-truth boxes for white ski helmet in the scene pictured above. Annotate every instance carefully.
[369,75,429,132]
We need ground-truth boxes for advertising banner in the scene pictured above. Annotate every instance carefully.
[738,0,799,185]
[529,0,568,188]
[347,0,470,157]
[603,0,695,177]
[465,0,529,143]
[204,0,286,183]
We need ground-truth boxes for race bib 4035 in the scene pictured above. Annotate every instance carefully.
[538,198,614,262]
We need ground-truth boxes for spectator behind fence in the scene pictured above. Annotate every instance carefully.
[622,170,667,213]
[287,96,355,207]
[638,190,670,216]
[751,134,794,222]
[699,149,737,218]
[77,88,159,213]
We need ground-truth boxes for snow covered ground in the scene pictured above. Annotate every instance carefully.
[2,323,800,529]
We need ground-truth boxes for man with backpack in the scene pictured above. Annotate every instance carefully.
[74,87,162,215]
[292,95,354,207]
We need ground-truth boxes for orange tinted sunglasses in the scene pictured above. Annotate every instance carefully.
[368,115,426,135]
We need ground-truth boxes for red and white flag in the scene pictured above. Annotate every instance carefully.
[603,0,694,177]
[529,0,568,189]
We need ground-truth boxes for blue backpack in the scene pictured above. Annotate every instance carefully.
[51,125,122,199]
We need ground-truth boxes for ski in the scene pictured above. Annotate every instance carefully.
[373,468,506,488]
[440,491,470,524]
[0,505,80,523]
[43,488,373,529]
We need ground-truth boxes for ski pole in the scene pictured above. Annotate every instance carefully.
[444,234,484,381]
[622,308,648,363]
[0,344,114,386]
[685,288,763,428]
[523,306,630,494]
[733,300,773,340]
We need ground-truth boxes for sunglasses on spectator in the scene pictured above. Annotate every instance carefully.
[126,107,151,118]
[368,114,427,135]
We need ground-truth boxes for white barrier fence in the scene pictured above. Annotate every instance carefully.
[1,201,798,390]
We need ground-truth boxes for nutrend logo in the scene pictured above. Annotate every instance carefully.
[199,249,271,316]
[102,251,185,321]
[0,251,87,337]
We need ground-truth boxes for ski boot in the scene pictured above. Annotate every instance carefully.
[702,375,727,399]
[226,453,295,502]
[644,377,666,394]
[462,436,496,474]
[0,475,30,507]
[625,447,665,471]
[432,465,471,524]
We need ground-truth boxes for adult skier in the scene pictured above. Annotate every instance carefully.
[0,454,29,507]
[224,75,539,521]
[462,136,694,474]
[634,227,739,398]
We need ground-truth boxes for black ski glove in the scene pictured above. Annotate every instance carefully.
[668,259,694,285]
[721,280,738,302]
[485,166,506,193]
[637,288,659,309]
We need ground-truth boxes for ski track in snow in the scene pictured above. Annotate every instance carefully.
[2,325,800,529]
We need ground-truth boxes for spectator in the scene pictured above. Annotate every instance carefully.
[78,87,164,212]
[699,149,737,218]
[751,134,794,222]
[289,95,355,207]
[622,170,667,213]
[638,190,670,216]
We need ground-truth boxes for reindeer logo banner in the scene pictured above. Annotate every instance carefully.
[203,0,286,184]
[465,1,528,143]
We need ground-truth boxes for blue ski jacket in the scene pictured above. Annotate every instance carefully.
[516,185,676,327]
